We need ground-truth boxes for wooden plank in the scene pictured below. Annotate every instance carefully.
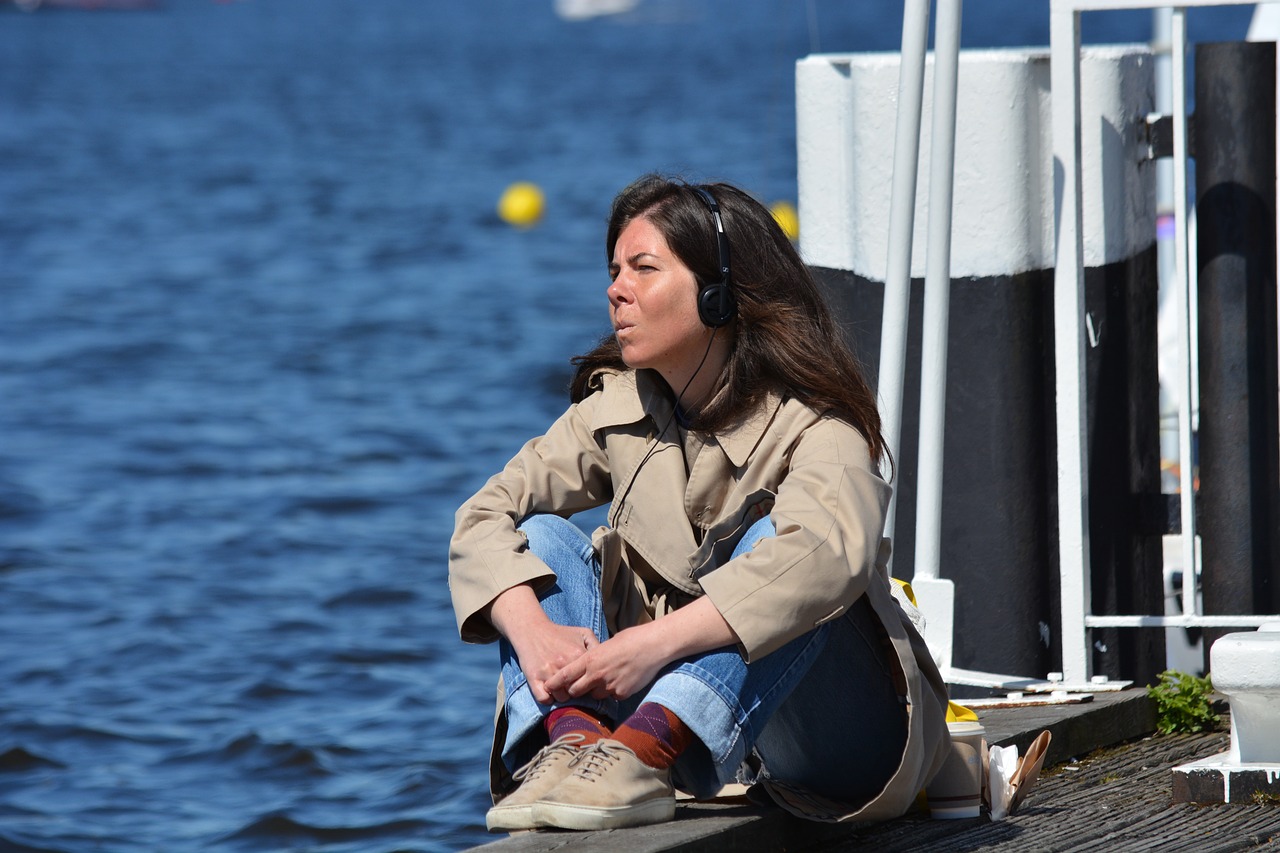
[976,687,1155,766]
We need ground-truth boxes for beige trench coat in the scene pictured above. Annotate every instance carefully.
[449,368,951,823]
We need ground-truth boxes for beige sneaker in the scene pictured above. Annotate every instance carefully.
[485,733,586,832]
[531,739,676,830]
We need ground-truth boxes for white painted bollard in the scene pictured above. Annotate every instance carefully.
[797,48,1159,680]
[1211,631,1280,764]
[1175,626,1280,803]
[798,47,1154,297]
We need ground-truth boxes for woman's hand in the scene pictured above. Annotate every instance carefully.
[543,624,667,702]
[543,596,740,702]
[486,584,598,704]
[511,621,600,704]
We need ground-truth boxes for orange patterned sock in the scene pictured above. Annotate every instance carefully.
[612,703,695,769]
[545,706,611,746]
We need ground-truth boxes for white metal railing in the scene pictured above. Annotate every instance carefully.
[878,0,932,544]
[1051,0,1280,683]
[879,0,964,671]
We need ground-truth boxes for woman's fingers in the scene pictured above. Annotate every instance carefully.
[515,622,601,705]
[546,655,599,701]
[529,679,554,705]
[545,638,651,702]
[538,659,586,703]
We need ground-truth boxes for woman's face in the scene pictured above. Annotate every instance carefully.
[607,215,710,382]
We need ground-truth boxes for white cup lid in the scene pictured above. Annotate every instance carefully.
[946,720,985,735]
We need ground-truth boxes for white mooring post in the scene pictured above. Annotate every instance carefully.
[799,43,1158,689]
[802,0,1280,692]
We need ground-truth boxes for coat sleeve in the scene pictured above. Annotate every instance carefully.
[448,393,613,644]
[697,417,892,661]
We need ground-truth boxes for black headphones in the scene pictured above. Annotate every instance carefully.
[691,187,736,328]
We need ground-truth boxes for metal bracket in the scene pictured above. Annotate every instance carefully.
[1144,112,1196,160]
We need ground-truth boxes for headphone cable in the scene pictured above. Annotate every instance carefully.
[608,327,718,529]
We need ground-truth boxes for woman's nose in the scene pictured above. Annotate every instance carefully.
[607,277,629,305]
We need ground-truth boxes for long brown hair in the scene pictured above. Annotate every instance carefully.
[571,174,887,467]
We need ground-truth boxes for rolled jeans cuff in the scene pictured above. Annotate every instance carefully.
[643,671,749,786]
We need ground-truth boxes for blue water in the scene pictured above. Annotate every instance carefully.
[0,1,1253,851]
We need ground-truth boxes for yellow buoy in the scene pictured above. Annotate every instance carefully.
[497,182,545,228]
[770,200,799,241]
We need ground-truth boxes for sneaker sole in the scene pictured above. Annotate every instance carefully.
[485,803,541,832]
[532,797,676,830]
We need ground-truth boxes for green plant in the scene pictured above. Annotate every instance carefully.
[1147,670,1219,735]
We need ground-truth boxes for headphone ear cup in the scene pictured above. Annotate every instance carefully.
[698,281,736,328]
[690,187,736,328]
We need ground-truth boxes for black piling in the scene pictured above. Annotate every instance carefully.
[813,253,1165,686]
[1194,40,1280,657]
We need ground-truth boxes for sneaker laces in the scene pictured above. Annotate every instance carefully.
[565,739,634,782]
[512,732,586,784]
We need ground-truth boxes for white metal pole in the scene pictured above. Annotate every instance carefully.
[1255,7,1280,478]
[1153,7,1178,485]
[1051,1,1092,683]
[1170,8,1199,617]
[878,0,932,556]
[915,0,962,584]
[910,0,963,673]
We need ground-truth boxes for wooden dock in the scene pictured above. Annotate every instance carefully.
[466,690,1280,852]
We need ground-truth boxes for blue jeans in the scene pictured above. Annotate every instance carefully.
[499,514,906,803]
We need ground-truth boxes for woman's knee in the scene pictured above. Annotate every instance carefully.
[731,515,775,560]
[518,514,588,557]
[517,514,597,588]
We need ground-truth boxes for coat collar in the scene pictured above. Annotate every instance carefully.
[589,368,785,468]
[715,387,786,466]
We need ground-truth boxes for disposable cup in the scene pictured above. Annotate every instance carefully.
[926,721,985,819]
